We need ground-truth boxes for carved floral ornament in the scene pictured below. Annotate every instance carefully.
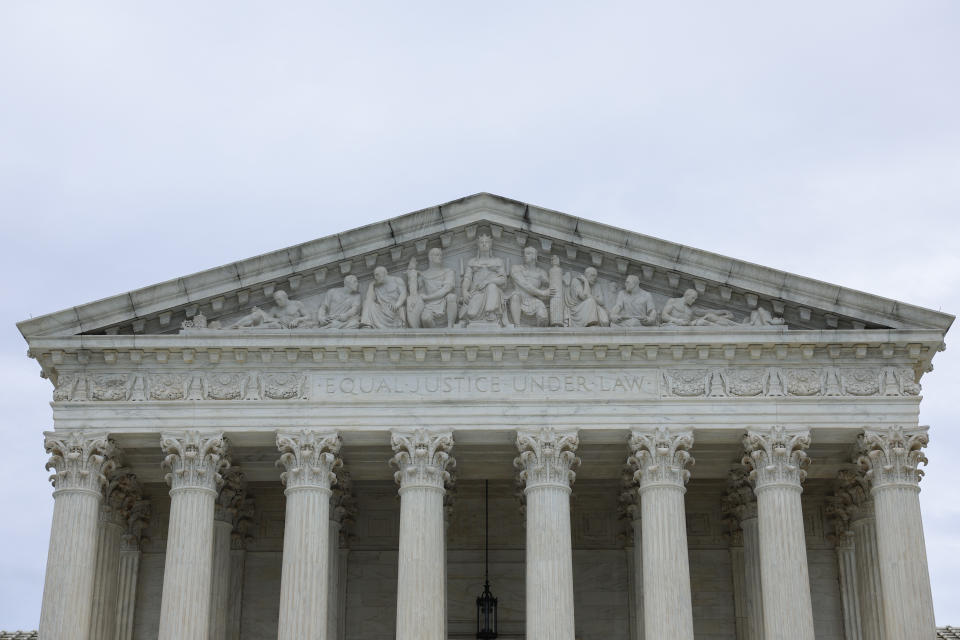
[627,427,695,489]
[741,426,812,489]
[857,425,929,489]
[276,429,342,491]
[390,428,455,490]
[514,427,580,490]
[44,431,115,495]
[160,430,230,493]
[175,239,800,333]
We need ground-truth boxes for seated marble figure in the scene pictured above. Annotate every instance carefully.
[406,249,458,329]
[317,275,362,329]
[610,275,658,327]
[360,266,408,329]
[509,246,552,327]
[564,267,610,327]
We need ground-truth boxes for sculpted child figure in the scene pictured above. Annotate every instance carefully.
[509,246,552,327]
[360,266,407,329]
[459,234,507,326]
[564,266,610,327]
[610,275,658,327]
[406,248,458,328]
[661,289,738,326]
[317,275,362,329]
[230,290,309,329]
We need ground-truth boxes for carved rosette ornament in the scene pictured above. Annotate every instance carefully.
[741,426,811,491]
[44,431,116,496]
[514,428,580,491]
[627,427,694,490]
[161,431,230,494]
[276,429,342,492]
[857,426,929,490]
[391,428,455,491]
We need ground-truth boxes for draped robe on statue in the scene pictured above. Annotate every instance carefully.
[361,275,407,329]
[564,274,610,327]
[460,257,506,323]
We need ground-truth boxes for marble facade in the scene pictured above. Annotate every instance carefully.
[18,193,952,639]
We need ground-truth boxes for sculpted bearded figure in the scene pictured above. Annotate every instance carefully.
[459,234,507,326]
[509,246,552,327]
[610,275,658,327]
[360,266,407,329]
[661,289,738,327]
[743,305,786,327]
[317,275,362,329]
[406,249,458,328]
[564,267,610,327]
[230,290,309,329]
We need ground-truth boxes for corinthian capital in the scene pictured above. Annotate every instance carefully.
[161,430,230,494]
[514,428,580,490]
[857,426,929,490]
[742,426,811,490]
[390,428,455,490]
[44,431,115,496]
[627,427,694,489]
[276,429,342,491]
[215,468,248,523]
[721,466,756,542]
[102,467,142,526]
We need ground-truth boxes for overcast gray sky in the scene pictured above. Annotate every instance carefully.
[1,0,958,629]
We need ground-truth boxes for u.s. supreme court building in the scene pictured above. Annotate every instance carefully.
[18,194,953,640]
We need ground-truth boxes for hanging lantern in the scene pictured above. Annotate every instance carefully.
[476,479,498,639]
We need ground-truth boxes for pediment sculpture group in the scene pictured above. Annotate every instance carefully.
[191,236,786,331]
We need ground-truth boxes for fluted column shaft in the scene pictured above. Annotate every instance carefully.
[741,514,764,639]
[39,431,114,640]
[115,546,141,640]
[227,547,246,640]
[836,536,863,640]
[158,431,229,640]
[743,427,815,640]
[859,425,935,638]
[276,429,342,640]
[392,428,454,640]
[208,516,233,640]
[327,519,342,640]
[630,516,644,640]
[516,428,579,640]
[88,509,124,640]
[629,427,695,640]
[851,507,883,640]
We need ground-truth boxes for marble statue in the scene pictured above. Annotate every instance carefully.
[661,289,738,327]
[458,234,507,327]
[317,275,362,329]
[360,266,407,329]
[230,291,309,329]
[610,275,658,327]
[406,249,458,329]
[743,305,786,327]
[564,267,610,327]
[509,246,551,327]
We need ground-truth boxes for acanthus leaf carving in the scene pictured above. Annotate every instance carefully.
[276,429,342,491]
[741,426,811,489]
[857,425,928,489]
[514,427,579,490]
[390,428,455,490]
[627,427,694,489]
[44,431,115,495]
[160,430,230,493]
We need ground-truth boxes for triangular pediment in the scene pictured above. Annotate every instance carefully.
[17,193,954,337]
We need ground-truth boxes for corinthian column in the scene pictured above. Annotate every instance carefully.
[210,469,247,640]
[391,428,455,640]
[857,426,935,637]
[723,467,763,640]
[158,431,229,640]
[742,426,815,640]
[628,427,695,640]
[836,469,883,640]
[89,468,141,640]
[39,431,115,640]
[276,429,342,640]
[619,473,643,640]
[328,471,355,640]
[515,428,579,640]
